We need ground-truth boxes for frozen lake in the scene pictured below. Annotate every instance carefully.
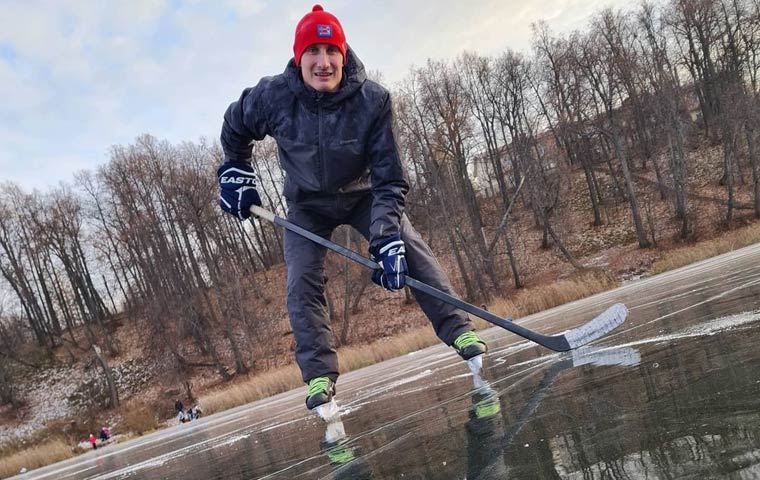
[14,243,760,479]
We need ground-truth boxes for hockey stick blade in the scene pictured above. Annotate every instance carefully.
[250,205,628,352]
[560,303,629,350]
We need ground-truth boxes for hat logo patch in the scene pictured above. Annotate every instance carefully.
[317,24,333,38]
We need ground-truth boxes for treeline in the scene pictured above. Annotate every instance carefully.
[0,138,290,402]
[1,0,759,398]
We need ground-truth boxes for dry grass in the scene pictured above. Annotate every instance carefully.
[336,326,439,369]
[200,327,441,415]
[490,271,618,319]
[0,438,74,478]
[650,223,760,274]
[200,365,303,415]
[120,400,161,435]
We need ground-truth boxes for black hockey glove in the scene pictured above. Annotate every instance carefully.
[370,235,407,291]
[217,161,262,220]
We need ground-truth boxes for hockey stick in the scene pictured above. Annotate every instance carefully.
[250,205,627,352]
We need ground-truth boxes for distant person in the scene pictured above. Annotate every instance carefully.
[174,399,184,415]
[99,427,108,442]
[192,405,202,419]
[88,433,97,450]
[216,3,486,411]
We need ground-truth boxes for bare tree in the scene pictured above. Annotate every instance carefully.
[394,74,480,300]
[576,19,652,248]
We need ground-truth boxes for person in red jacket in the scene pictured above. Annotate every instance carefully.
[88,433,97,450]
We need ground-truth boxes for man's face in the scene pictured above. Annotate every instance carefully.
[300,43,344,93]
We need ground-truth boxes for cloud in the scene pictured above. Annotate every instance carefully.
[345,0,641,84]
[222,0,266,17]
[0,0,654,191]
[0,57,44,113]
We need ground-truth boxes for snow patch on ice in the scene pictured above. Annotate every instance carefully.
[379,369,433,391]
[617,309,760,349]
[260,416,302,432]
[94,457,168,479]
[214,433,251,448]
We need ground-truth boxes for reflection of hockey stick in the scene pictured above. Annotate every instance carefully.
[251,205,628,352]
[495,346,640,447]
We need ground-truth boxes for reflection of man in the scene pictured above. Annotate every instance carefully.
[217,4,486,410]
[465,387,508,479]
[320,416,374,479]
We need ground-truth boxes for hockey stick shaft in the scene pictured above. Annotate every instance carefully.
[250,205,625,352]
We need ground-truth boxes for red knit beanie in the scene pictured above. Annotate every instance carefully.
[293,4,347,66]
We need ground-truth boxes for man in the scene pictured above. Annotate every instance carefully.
[217,4,486,410]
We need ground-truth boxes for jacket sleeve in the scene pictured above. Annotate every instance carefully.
[367,92,410,250]
[220,81,271,163]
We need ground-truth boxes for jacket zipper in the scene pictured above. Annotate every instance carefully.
[316,94,325,191]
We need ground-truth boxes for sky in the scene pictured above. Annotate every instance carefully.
[0,0,641,191]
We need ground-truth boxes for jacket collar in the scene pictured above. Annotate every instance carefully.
[285,45,367,110]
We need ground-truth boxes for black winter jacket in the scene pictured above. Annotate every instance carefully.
[220,48,409,249]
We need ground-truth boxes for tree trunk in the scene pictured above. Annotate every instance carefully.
[503,226,522,289]
[723,128,736,225]
[611,130,651,248]
[93,344,120,408]
[745,126,760,218]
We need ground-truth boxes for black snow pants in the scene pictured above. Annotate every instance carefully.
[284,192,474,384]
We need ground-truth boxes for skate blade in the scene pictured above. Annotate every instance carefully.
[314,399,341,422]
[467,354,484,376]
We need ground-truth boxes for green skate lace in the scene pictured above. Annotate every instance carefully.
[327,444,356,465]
[475,399,501,419]
[454,331,482,350]
[308,377,330,397]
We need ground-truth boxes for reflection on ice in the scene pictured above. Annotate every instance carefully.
[319,410,375,478]
[466,344,643,477]
[568,345,642,367]
[468,355,486,388]
[465,384,508,479]
[314,399,341,423]
[467,354,484,375]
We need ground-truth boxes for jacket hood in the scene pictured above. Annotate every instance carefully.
[285,45,367,110]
